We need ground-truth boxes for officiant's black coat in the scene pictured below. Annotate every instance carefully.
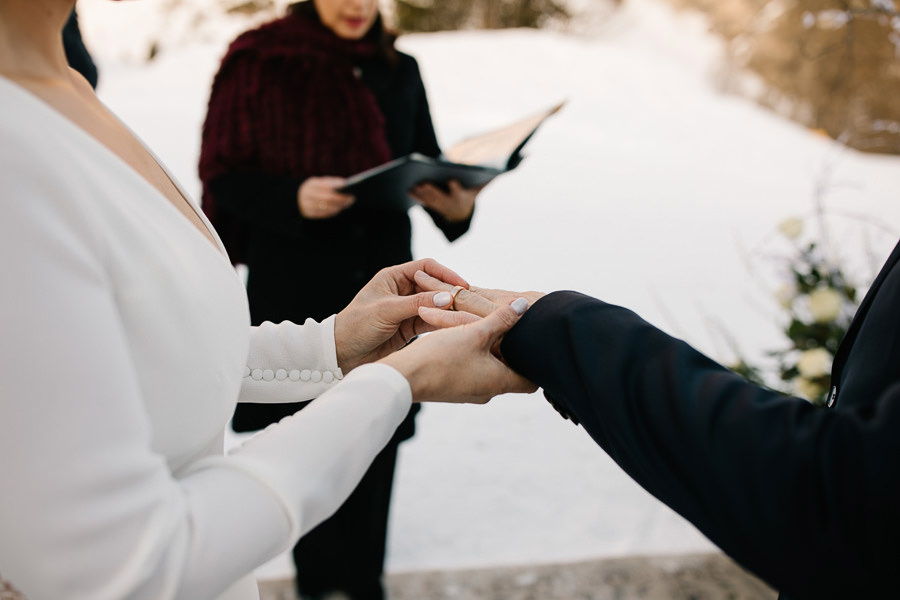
[500,241,900,599]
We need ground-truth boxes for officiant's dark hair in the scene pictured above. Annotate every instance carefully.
[288,0,399,66]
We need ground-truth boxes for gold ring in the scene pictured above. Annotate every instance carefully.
[448,285,465,311]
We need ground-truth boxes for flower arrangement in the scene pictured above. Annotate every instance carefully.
[723,142,899,405]
[732,215,861,405]
[770,216,860,404]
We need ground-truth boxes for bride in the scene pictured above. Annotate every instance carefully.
[0,2,533,598]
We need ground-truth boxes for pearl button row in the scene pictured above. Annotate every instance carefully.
[242,367,343,384]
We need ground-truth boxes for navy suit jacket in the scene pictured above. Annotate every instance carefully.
[500,241,900,599]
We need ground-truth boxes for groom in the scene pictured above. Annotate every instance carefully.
[416,237,900,599]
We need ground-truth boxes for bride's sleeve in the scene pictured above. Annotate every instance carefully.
[239,317,348,404]
[0,145,412,600]
[181,362,412,598]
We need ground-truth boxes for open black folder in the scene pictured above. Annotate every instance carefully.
[340,101,565,211]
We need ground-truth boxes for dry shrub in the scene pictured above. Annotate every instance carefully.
[668,0,900,155]
[392,0,570,32]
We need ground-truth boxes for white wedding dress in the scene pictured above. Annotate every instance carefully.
[0,76,412,600]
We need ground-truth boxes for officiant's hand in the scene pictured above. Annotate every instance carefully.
[334,258,467,373]
[298,176,355,219]
[410,180,480,222]
[380,299,537,403]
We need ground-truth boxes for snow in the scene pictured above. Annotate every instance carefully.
[77,0,900,580]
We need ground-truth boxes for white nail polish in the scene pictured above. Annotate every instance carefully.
[511,297,528,315]
[434,292,452,307]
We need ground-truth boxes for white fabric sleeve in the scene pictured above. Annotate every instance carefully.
[240,317,346,404]
[0,150,412,599]
[177,364,412,600]
[197,364,413,543]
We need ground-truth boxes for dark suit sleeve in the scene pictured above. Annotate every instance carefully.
[500,290,900,598]
[405,57,473,242]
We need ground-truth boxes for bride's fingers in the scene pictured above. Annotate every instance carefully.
[475,300,540,394]
[474,298,528,345]
[505,370,539,394]
[418,306,481,328]
[417,258,468,289]
[414,269,451,292]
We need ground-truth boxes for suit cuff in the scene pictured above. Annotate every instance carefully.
[501,291,585,424]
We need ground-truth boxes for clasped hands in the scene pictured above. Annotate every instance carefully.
[333,258,542,403]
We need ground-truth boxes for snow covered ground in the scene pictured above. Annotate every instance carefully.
[78,0,900,579]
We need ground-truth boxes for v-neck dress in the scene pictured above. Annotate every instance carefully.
[0,76,412,600]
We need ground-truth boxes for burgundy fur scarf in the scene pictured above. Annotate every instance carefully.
[198,11,392,264]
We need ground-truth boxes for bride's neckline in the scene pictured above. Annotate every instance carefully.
[0,72,224,255]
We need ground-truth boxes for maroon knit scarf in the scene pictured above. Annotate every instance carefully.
[198,11,392,264]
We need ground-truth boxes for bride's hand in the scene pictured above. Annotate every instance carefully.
[379,299,537,403]
[333,258,466,373]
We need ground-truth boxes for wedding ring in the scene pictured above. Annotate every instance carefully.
[448,285,465,311]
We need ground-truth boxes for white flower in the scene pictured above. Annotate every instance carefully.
[808,287,844,323]
[793,376,825,402]
[796,347,833,378]
[775,282,797,309]
[778,217,804,239]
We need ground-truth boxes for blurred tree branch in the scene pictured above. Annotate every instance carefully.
[392,0,570,32]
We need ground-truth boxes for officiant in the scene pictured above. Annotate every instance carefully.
[197,1,483,598]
